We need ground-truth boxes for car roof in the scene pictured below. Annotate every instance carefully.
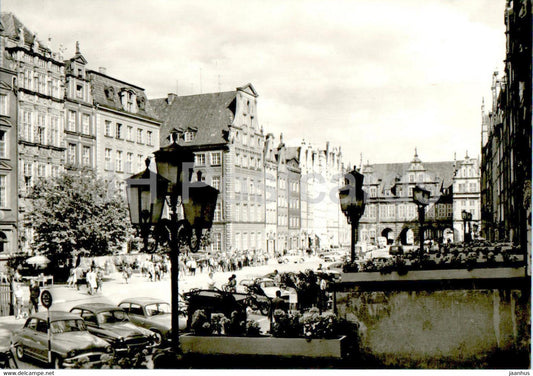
[119,297,168,305]
[29,311,84,321]
[71,302,124,313]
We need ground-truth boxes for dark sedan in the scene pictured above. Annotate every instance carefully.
[10,311,113,369]
[69,303,159,357]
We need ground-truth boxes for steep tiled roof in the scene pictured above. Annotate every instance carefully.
[88,70,158,122]
[0,12,48,52]
[367,161,456,190]
[148,91,237,146]
[286,147,300,163]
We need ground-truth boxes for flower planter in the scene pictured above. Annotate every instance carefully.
[180,334,347,359]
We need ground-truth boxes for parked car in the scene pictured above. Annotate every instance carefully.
[10,311,113,369]
[118,297,186,343]
[69,303,159,357]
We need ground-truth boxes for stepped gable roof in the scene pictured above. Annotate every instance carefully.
[148,91,237,146]
[0,12,49,52]
[368,161,456,190]
[88,70,158,122]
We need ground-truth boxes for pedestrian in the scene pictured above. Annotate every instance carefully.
[123,264,132,284]
[270,290,286,319]
[226,274,237,292]
[86,268,97,295]
[206,272,216,290]
[67,267,76,288]
[96,268,104,293]
[75,267,84,291]
[154,263,161,281]
[29,281,40,314]
[14,282,24,319]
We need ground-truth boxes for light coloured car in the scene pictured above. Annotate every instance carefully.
[118,297,187,342]
[10,311,113,369]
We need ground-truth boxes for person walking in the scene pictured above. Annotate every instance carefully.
[86,268,97,295]
[226,274,237,292]
[96,268,104,293]
[14,283,24,319]
[206,272,216,290]
[29,281,40,314]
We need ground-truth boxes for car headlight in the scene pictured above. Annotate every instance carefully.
[105,346,113,353]
[117,337,125,344]
[67,350,77,358]
[151,332,162,345]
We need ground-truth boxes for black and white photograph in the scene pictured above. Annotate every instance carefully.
[0,0,530,372]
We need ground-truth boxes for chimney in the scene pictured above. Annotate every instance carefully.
[167,93,178,105]
[98,67,107,75]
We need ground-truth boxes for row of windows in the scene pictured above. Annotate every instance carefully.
[235,152,262,170]
[104,149,146,174]
[235,202,263,222]
[20,70,62,98]
[234,231,262,251]
[67,111,92,135]
[289,217,300,228]
[67,144,93,167]
[194,152,221,166]
[19,110,61,147]
[105,121,153,145]
[456,182,479,193]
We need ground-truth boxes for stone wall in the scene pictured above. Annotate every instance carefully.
[336,289,530,368]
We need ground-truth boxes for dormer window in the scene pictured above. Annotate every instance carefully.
[184,131,194,142]
[120,90,137,113]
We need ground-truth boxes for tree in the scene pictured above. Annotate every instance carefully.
[24,169,131,262]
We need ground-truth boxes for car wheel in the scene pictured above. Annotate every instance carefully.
[53,355,63,369]
[14,345,24,360]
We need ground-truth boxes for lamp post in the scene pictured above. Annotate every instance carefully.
[412,186,430,264]
[462,210,472,244]
[339,166,365,263]
[126,134,219,353]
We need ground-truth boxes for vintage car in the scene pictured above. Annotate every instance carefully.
[69,303,159,356]
[10,311,113,369]
[182,289,249,328]
[118,297,187,342]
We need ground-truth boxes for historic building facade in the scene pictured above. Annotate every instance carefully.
[481,0,531,260]
[90,68,160,194]
[0,19,20,260]
[1,13,66,253]
[298,140,348,249]
[149,84,265,254]
[357,151,479,245]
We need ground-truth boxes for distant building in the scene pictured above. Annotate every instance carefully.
[298,140,347,250]
[358,151,479,245]
[481,0,531,260]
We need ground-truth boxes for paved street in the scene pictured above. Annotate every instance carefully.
[0,255,325,368]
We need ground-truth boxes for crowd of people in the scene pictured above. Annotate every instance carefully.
[178,249,271,276]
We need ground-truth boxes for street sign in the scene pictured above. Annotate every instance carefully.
[41,290,53,309]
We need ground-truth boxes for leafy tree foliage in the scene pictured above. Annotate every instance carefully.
[24,169,130,261]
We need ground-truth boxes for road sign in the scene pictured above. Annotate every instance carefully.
[41,290,52,309]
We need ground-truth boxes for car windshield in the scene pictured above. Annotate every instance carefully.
[97,310,128,324]
[51,319,86,334]
[261,280,276,288]
[145,303,171,316]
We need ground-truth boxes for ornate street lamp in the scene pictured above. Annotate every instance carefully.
[412,186,430,264]
[126,133,219,355]
[462,210,473,244]
[339,166,365,262]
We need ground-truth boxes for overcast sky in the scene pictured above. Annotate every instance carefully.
[2,0,506,166]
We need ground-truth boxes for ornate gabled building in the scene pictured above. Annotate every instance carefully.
[286,146,301,250]
[0,17,20,260]
[298,140,347,250]
[1,13,66,253]
[149,84,265,253]
[358,151,466,245]
[64,42,95,171]
[263,133,278,254]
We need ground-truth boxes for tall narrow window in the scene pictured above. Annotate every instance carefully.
[105,121,112,136]
[0,94,8,116]
[116,151,123,172]
[137,129,143,144]
[116,123,123,139]
[147,131,153,146]
[82,146,91,166]
[82,114,90,135]
[0,131,6,158]
[68,110,76,132]
[68,143,77,165]
[126,153,133,173]
[105,148,112,170]
[0,176,6,207]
